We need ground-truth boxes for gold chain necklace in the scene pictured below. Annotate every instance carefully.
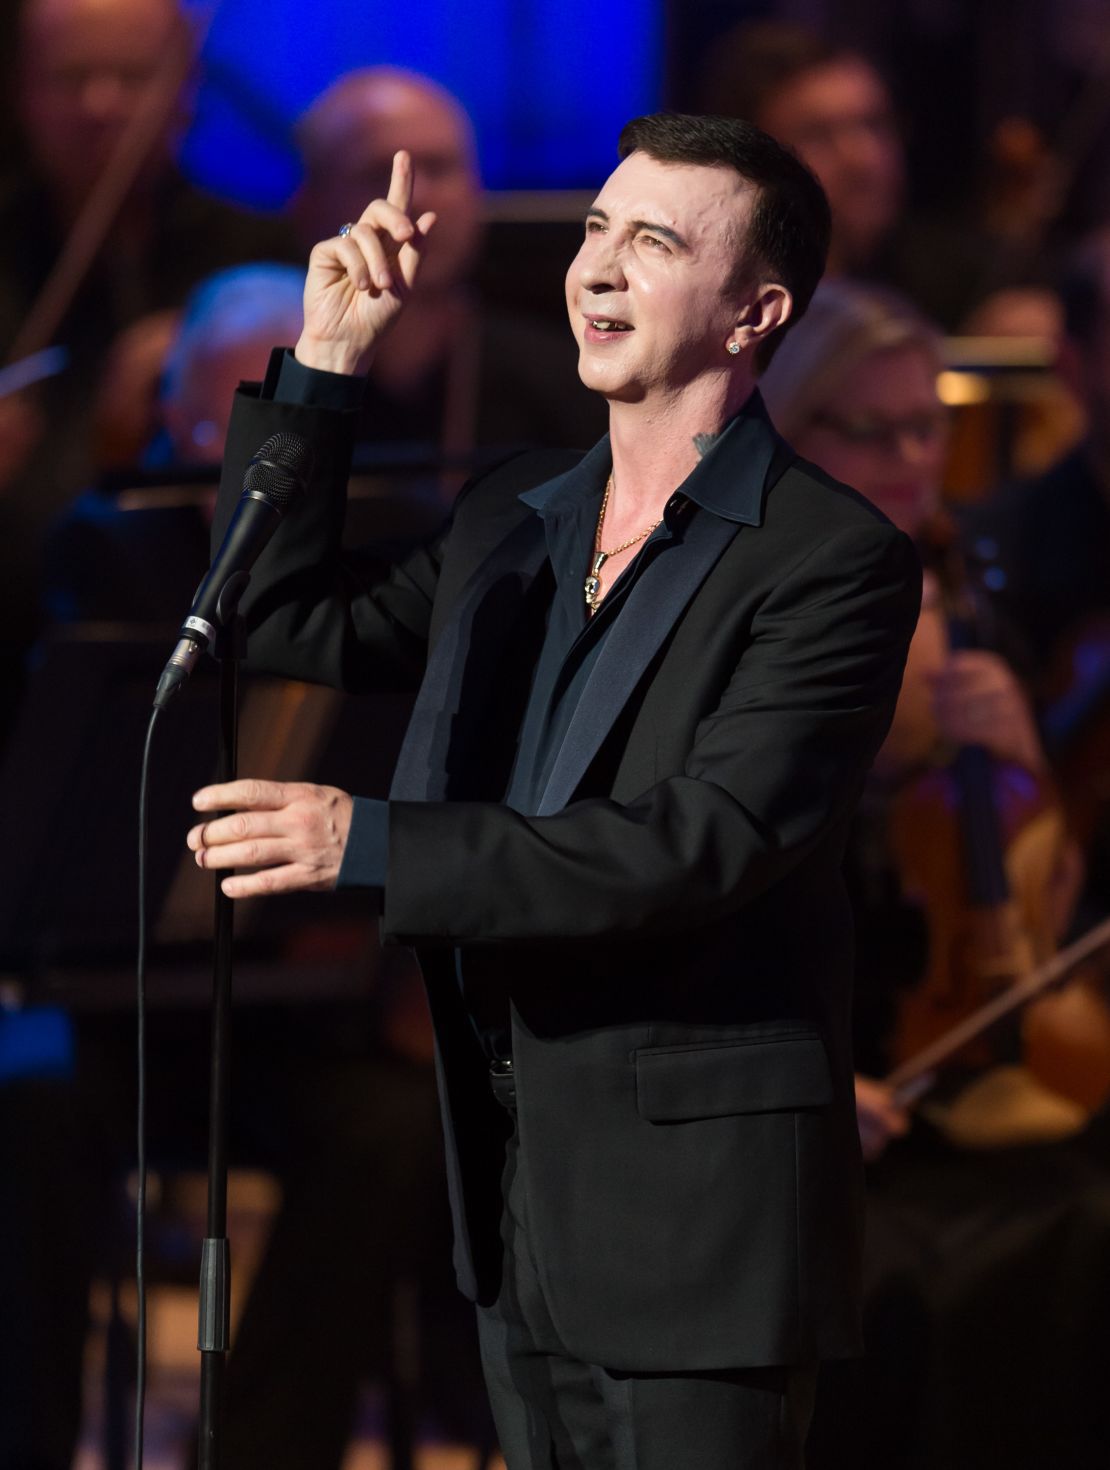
[584,474,662,611]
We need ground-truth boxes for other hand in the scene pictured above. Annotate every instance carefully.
[187,779,353,898]
[928,649,1046,773]
[296,149,436,375]
[854,1075,911,1163]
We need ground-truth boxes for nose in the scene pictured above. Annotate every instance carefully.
[573,233,627,294]
[896,419,948,471]
[79,71,132,124]
[891,427,926,464]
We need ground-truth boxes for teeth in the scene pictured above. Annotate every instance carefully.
[593,320,629,331]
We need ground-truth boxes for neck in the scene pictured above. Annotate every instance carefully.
[606,368,756,514]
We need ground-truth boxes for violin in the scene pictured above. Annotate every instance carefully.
[883,526,1110,1145]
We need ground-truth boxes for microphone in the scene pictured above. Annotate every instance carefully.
[153,430,313,708]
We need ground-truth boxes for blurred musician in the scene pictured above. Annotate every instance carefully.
[698,19,1057,339]
[761,280,1110,1470]
[972,229,1110,933]
[0,0,295,749]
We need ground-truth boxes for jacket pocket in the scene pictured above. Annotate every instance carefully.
[635,1032,832,1122]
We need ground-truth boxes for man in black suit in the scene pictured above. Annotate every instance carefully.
[188,115,920,1467]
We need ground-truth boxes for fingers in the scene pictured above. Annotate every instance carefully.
[193,835,293,871]
[329,234,375,292]
[187,782,353,899]
[188,784,317,858]
[928,649,1024,737]
[397,211,437,290]
[302,152,434,332]
[929,649,1012,695]
[384,149,414,215]
[341,230,392,292]
[193,778,290,812]
[186,807,286,852]
[219,865,332,900]
[333,208,435,297]
[931,682,1019,735]
[854,1076,910,1130]
[355,198,416,239]
[324,210,414,292]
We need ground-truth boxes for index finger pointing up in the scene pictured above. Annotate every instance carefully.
[385,149,414,216]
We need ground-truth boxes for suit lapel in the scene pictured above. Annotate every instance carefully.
[535,510,740,815]
[392,395,790,812]
[536,401,788,816]
[390,511,549,802]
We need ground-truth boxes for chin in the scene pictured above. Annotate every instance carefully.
[575,355,617,394]
[575,352,639,402]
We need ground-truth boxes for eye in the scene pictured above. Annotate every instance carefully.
[639,232,669,252]
[585,218,606,235]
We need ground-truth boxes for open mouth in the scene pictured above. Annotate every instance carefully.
[588,318,633,332]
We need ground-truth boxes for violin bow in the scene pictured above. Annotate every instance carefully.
[3,2,218,369]
[886,913,1110,1106]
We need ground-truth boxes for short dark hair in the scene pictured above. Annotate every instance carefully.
[617,111,831,370]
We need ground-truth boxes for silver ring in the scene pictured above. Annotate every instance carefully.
[338,222,354,237]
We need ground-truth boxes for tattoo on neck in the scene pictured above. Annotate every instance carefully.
[693,432,720,459]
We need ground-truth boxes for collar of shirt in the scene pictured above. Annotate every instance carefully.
[516,388,781,531]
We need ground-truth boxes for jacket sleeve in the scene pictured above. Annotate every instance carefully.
[213,380,445,694]
[382,520,921,946]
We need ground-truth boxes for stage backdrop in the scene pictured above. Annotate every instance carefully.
[181,0,664,208]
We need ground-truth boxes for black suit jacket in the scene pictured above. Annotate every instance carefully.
[215,366,920,1371]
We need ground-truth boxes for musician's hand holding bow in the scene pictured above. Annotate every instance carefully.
[188,779,354,897]
[295,148,435,377]
[928,649,1047,775]
[854,1075,911,1162]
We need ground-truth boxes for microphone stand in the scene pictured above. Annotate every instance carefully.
[147,429,309,1466]
[197,611,245,1470]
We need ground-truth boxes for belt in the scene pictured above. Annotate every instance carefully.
[489,1057,517,1111]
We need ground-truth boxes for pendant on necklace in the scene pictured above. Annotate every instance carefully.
[584,551,607,610]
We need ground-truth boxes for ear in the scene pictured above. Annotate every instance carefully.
[728,283,793,355]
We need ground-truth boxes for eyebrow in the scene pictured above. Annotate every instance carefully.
[586,207,689,250]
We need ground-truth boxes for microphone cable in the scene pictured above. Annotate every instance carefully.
[134,704,162,1468]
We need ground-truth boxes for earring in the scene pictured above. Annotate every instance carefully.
[727,342,741,355]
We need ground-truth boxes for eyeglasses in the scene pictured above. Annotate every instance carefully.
[810,409,949,452]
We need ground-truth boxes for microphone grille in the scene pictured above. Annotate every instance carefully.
[244,430,313,512]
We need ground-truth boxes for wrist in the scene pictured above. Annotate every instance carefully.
[293,333,368,377]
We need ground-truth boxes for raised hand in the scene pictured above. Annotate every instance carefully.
[296,149,436,376]
[187,779,354,897]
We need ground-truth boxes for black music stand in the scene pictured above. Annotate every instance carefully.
[0,629,222,972]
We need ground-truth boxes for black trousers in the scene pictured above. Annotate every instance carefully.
[477,1121,817,1470]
